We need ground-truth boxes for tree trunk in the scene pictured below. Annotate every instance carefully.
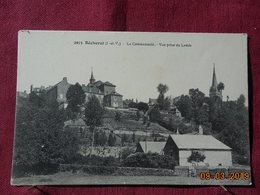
[90,127,95,157]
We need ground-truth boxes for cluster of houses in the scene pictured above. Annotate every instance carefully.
[18,66,232,167]
[29,70,123,109]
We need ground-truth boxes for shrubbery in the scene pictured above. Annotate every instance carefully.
[68,154,120,167]
[123,152,175,170]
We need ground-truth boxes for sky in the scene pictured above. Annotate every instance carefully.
[17,31,248,104]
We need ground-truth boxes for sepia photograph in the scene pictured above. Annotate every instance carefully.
[12,31,251,185]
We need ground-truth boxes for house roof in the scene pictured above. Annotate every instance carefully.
[138,141,166,153]
[46,78,71,93]
[106,91,122,97]
[82,84,103,94]
[104,81,116,87]
[169,135,231,150]
[92,80,104,88]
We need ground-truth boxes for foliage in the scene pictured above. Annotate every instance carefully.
[237,94,246,108]
[137,102,149,112]
[85,95,104,128]
[66,83,86,114]
[157,84,170,110]
[121,133,128,146]
[13,97,80,176]
[157,83,169,95]
[115,111,122,121]
[121,147,135,160]
[94,131,107,146]
[175,95,192,119]
[217,82,225,92]
[108,132,116,146]
[128,102,138,109]
[187,151,206,165]
[29,91,46,108]
[123,152,175,170]
[173,87,249,165]
[68,154,120,167]
[132,132,136,143]
[136,110,140,121]
[149,105,161,122]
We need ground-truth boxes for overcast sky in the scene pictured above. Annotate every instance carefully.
[17,31,248,104]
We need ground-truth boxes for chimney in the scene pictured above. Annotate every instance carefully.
[63,77,67,82]
[198,125,203,135]
[176,128,180,134]
[30,84,33,93]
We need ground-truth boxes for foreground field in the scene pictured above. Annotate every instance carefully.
[12,172,251,186]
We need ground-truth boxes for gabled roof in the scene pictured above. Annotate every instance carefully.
[104,81,116,87]
[92,80,103,88]
[106,91,122,96]
[46,78,70,93]
[138,141,166,153]
[169,134,231,150]
[82,83,105,95]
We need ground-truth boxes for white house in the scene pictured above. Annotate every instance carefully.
[164,134,232,167]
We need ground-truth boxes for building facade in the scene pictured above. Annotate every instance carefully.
[45,77,71,108]
[164,134,232,167]
[82,70,123,108]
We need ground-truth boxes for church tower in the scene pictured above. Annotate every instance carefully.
[89,68,95,84]
[209,64,222,100]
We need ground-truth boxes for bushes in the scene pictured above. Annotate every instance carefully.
[123,152,175,170]
[59,165,176,176]
[68,154,120,167]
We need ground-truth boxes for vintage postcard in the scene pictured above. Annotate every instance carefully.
[12,31,251,185]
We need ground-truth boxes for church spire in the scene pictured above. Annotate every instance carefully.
[90,67,95,84]
[209,63,222,100]
[211,63,218,90]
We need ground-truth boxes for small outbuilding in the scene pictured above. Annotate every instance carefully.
[164,134,232,167]
[135,141,166,155]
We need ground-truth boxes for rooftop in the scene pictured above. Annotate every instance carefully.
[169,134,231,150]
[138,141,166,153]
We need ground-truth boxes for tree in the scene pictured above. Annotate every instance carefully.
[187,151,206,166]
[66,83,86,115]
[115,111,122,121]
[29,91,45,108]
[128,102,138,109]
[132,132,136,143]
[13,97,80,176]
[217,82,225,92]
[108,132,116,146]
[157,84,169,110]
[137,102,149,112]
[136,110,140,121]
[94,131,107,146]
[189,88,205,109]
[237,94,246,108]
[157,83,169,95]
[121,133,128,146]
[85,95,104,156]
[175,95,192,119]
[149,105,161,122]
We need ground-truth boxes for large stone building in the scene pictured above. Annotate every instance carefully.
[45,77,71,108]
[43,71,123,108]
[82,70,123,108]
